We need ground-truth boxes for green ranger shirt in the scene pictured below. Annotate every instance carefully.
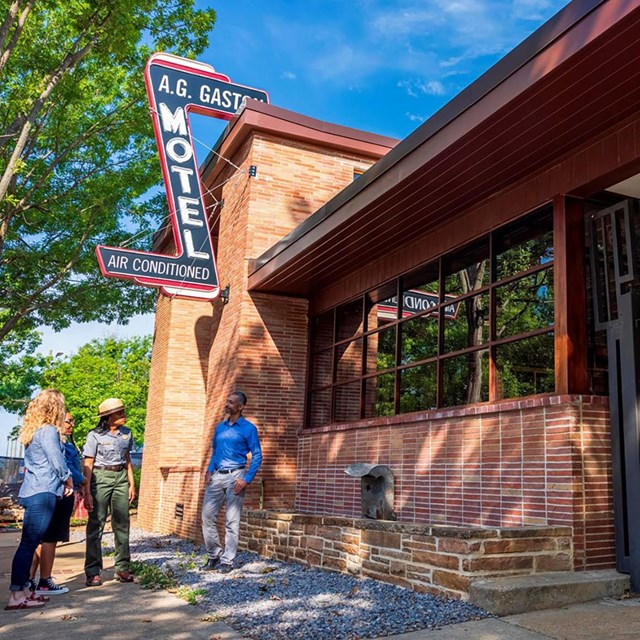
[83,427,133,466]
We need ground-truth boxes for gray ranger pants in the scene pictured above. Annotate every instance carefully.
[201,468,246,565]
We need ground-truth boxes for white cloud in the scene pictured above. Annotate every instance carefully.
[399,78,445,97]
[281,71,297,80]
[420,80,445,95]
[512,0,559,21]
[406,112,426,123]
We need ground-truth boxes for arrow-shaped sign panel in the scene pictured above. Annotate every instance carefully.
[96,53,269,300]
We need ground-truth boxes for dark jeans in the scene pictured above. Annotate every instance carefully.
[10,492,57,591]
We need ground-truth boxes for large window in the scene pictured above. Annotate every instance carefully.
[307,206,555,427]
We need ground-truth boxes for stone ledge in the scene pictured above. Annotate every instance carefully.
[241,510,576,598]
[469,569,629,615]
[245,510,571,539]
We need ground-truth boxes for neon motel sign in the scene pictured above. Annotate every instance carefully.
[95,53,269,300]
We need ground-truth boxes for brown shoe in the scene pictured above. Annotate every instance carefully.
[85,575,102,587]
[114,570,134,583]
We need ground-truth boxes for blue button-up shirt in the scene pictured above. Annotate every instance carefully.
[19,424,71,499]
[64,440,85,489]
[206,416,263,483]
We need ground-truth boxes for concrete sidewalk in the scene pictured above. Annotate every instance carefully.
[0,530,244,639]
[2,528,640,639]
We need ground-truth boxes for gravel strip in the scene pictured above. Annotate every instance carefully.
[122,528,491,640]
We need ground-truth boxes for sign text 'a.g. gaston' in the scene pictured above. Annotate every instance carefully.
[96,54,269,300]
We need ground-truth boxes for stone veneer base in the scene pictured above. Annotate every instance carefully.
[239,510,574,599]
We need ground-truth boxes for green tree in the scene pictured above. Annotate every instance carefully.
[0,0,215,410]
[41,334,152,447]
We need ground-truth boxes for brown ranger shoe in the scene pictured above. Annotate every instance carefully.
[85,575,102,587]
[114,570,135,583]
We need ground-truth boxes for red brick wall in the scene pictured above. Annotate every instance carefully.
[296,395,613,570]
[138,295,215,538]
[139,124,385,537]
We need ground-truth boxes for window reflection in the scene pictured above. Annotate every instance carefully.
[400,314,438,364]
[443,240,490,296]
[443,293,489,353]
[400,363,437,413]
[307,204,556,427]
[309,389,331,428]
[364,373,395,418]
[442,350,489,407]
[365,327,396,374]
[335,339,363,383]
[495,271,554,340]
[336,298,363,340]
[495,333,554,399]
[334,382,361,422]
[310,348,332,388]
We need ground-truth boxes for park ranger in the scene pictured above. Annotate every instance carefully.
[83,398,136,586]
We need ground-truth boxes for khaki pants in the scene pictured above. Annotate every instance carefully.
[84,469,130,577]
[201,469,246,565]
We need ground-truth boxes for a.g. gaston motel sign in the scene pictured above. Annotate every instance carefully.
[95,53,269,301]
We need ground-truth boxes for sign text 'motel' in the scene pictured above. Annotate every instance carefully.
[96,54,269,300]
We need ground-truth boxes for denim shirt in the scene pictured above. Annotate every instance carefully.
[64,440,85,489]
[19,424,71,499]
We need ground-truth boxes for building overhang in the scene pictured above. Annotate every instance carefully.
[248,0,640,297]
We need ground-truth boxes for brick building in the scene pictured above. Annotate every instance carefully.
[139,0,640,597]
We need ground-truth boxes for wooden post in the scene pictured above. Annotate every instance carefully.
[553,195,588,394]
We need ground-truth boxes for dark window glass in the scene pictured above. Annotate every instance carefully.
[337,298,364,341]
[495,207,553,280]
[334,382,361,422]
[309,389,331,428]
[310,348,332,389]
[335,338,363,383]
[495,269,554,340]
[364,373,395,418]
[443,293,489,353]
[400,314,438,364]
[400,362,437,413]
[443,240,490,296]
[400,262,439,317]
[495,333,555,399]
[306,205,555,427]
[442,350,489,407]
[366,281,398,328]
[365,327,396,374]
[312,310,334,352]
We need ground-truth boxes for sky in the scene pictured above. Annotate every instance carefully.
[0,0,571,449]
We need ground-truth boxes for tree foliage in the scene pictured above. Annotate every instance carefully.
[41,334,152,447]
[0,0,215,408]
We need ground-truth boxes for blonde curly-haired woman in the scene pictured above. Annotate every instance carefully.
[5,389,73,611]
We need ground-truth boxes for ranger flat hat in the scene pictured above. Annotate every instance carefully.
[98,397,125,417]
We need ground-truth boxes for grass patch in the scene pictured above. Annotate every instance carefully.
[129,560,207,605]
[70,517,87,527]
[175,585,207,605]
[130,560,176,590]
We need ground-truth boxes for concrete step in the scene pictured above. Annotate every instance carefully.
[469,569,630,616]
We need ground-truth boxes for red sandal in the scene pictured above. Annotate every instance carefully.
[5,596,46,610]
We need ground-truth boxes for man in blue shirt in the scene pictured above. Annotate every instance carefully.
[202,391,262,573]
